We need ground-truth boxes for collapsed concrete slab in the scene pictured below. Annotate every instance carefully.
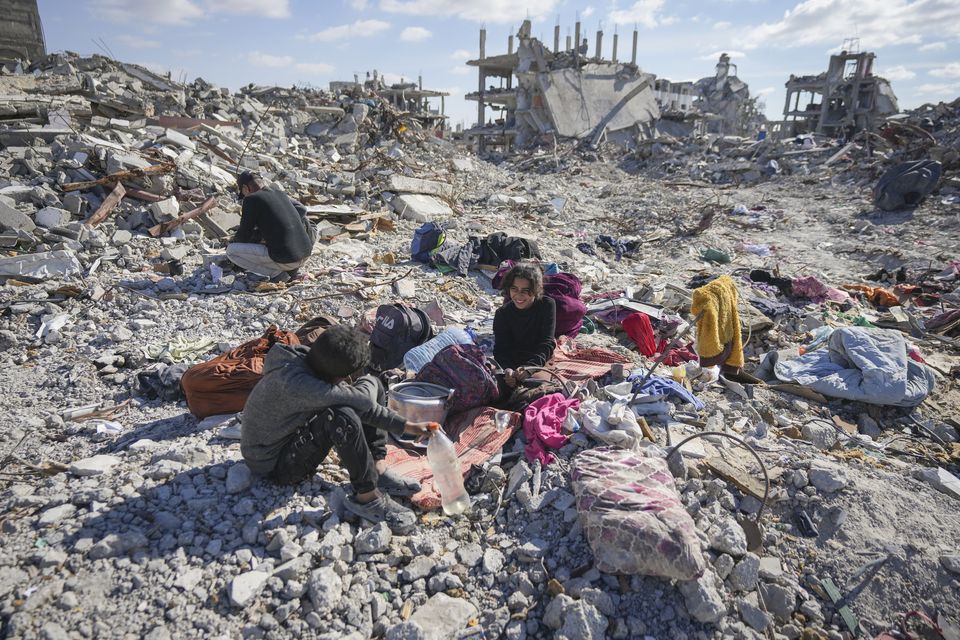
[390,194,452,221]
[386,175,453,198]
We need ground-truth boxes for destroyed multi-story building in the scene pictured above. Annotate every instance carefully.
[466,20,660,152]
[692,53,765,137]
[464,22,773,152]
[782,47,898,137]
[0,0,45,62]
[329,71,449,137]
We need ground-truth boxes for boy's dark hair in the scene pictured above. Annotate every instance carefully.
[500,262,545,299]
[236,170,265,192]
[307,325,370,381]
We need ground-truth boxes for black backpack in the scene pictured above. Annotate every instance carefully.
[369,304,433,371]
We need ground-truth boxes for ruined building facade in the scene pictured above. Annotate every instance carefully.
[782,49,898,137]
[693,54,765,137]
[0,0,45,61]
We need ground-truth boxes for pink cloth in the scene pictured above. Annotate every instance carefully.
[791,275,850,303]
[523,393,580,465]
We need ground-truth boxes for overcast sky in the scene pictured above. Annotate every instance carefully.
[38,0,960,130]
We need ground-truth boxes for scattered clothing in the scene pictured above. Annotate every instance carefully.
[842,284,900,307]
[749,297,801,318]
[546,339,631,382]
[622,312,658,357]
[691,275,744,368]
[476,232,541,266]
[144,336,218,362]
[749,269,793,297]
[136,363,188,401]
[543,272,588,338]
[522,393,579,465]
[791,275,850,304]
[628,374,705,410]
[576,242,597,257]
[596,235,639,261]
[756,327,935,407]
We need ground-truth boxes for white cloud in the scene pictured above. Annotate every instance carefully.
[882,65,917,81]
[204,0,290,17]
[305,19,391,42]
[930,62,960,78]
[379,0,560,23]
[756,86,775,95]
[90,0,289,23]
[348,0,369,8]
[247,51,294,67]
[90,0,204,25]
[295,62,335,74]
[917,82,960,94]
[919,41,947,51]
[699,50,746,61]
[114,35,160,49]
[449,48,474,60]
[449,65,471,75]
[608,0,666,27]
[746,0,960,50]
[400,26,432,42]
[582,5,595,18]
[713,20,731,29]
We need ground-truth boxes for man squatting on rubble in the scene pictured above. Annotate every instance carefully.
[240,326,431,529]
[494,263,557,394]
[226,171,316,279]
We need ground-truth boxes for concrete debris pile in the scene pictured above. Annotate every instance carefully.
[1,50,960,640]
[693,54,765,138]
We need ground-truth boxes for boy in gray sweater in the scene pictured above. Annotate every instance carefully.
[241,325,429,530]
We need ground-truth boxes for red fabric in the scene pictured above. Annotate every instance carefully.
[523,393,579,465]
[622,312,658,357]
[382,407,519,511]
[545,337,630,382]
[662,342,698,366]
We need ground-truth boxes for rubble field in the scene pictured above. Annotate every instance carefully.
[1,53,960,640]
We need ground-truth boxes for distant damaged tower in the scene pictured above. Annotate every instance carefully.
[0,0,46,61]
[693,53,765,136]
[783,48,898,137]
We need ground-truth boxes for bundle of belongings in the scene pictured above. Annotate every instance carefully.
[571,447,705,580]
[756,327,935,407]
[873,159,942,212]
[181,317,335,418]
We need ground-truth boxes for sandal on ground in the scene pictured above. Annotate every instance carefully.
[344,494,416,534]
[377,469,421,496]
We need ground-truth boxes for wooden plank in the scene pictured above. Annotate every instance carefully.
[84,182,126,227]
[61,162,175,192]
[704,456,767,500]
[122,187,166,203]
[148,196,218,237]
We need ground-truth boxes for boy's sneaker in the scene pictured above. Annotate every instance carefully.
[344,494,416,534]
[377,469,421,496]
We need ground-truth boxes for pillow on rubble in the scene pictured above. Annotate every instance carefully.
[570,447,705,580]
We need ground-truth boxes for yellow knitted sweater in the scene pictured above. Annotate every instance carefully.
[691,275,744,368]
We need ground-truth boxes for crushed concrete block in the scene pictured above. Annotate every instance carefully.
[34,207,72,229]
[150,198,179,222]
[62,193,83,216]
[391,194,452,222]
[408,593,478,640]
[0,201,36,232]
[386,175,453,198]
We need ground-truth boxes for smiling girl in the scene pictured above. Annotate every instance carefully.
[493,263,557,387]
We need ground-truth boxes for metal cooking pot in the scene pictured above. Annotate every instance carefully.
[387,381,455,424]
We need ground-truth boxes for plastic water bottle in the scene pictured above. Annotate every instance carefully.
[426,423,471,516]
[402,328,473,374]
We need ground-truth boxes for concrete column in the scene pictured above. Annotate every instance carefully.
[566,34,572,51]
[554,24,560,53]
[508,35,514,55]
[574,21,581,65]
[612,33,618,63]
[478,28,486,141]
[595,30,603,60]
[631,29,638,65]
